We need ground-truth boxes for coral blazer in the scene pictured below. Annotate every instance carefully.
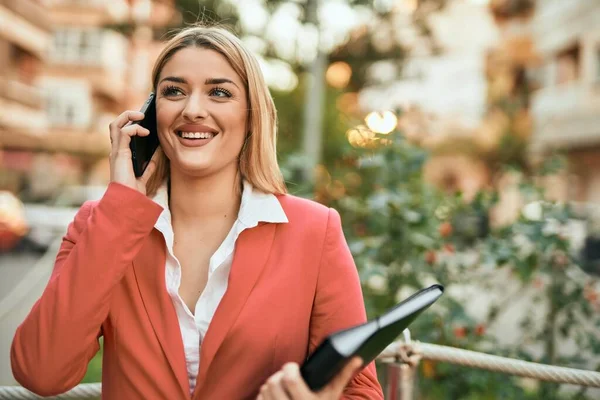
[11,183,383,399]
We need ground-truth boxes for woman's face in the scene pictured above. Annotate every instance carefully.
[155,47,248,178]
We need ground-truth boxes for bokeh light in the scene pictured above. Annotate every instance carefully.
[326,61,352,89]
[346,125,376,148]
[365,111,398,134]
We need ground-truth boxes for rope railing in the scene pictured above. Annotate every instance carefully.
[0,383,100,400]
[380,341,600,388]
[2,339,600,399]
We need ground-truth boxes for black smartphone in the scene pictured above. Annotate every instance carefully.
[129,93,159,177]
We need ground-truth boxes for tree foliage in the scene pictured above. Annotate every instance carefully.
[317,124,600,399]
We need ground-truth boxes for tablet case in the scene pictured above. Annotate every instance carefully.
[300,284,444,391]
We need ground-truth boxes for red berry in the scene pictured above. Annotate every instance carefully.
[585,291,598,304]
[453,326,467,338]
[475,324,486,336]
[425,251,437,265]
[439,222,453,238]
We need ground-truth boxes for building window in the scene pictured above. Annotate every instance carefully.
[50,28,103,65]
[526,64,545,91]
[41,80,92,129]
[555,43,580,85]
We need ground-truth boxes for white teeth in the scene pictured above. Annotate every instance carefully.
[180,131,215,139]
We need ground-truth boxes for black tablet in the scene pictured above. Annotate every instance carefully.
[300,284,444,391]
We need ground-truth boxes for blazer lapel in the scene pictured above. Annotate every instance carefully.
[195,223,276,390]
[132,230,189,398]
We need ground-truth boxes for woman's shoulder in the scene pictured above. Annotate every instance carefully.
[275,193,330,219]
[274,194,344,237]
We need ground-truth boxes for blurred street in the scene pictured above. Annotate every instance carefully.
[0,247,53,386]
[0,253,40,297]
[0,204,75,385]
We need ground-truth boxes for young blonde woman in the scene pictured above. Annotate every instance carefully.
[11,26,384,400]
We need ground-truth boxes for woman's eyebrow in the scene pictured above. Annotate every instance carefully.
[159,76,187,85]
[206,78,239,89]
[158,76,240,90]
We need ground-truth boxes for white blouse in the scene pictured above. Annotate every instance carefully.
[151,181,288,394]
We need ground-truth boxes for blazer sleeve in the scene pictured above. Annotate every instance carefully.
[11,182,163,396]
[309,208,384,399]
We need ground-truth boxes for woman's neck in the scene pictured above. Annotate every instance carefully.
[168,166,242,225]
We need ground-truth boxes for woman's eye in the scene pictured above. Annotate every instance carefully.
[210,87,232,98]
[161,85,183,97]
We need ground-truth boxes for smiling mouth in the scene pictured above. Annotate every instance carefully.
[176,131,218,140]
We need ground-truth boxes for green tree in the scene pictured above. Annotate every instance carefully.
[320,123,600,399]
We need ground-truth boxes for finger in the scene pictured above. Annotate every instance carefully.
[263,371,290,400]
[113,110,145,130]
[326,357,363,393]
[120,124,150,138]
[281,363,313,399]
[112,124,150,154]
[139,146,162,184]
[116,124,150,147]
[109,110,144,144]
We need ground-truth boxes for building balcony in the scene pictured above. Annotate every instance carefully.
[0,0,52,31]
[0,80,46,132]
[0,0,52,32]
[49,0,178,27]
[45,62,126,104]
[133,0,179,27]
[0,0,52,59]
[0,127,110,158]
[45,28,129,103]
[530,82,600,151]
[530,0,599,54]
[49,0,129,26]
[0,77,44,110]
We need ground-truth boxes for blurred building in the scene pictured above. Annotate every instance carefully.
[0,0,177,204]
[358,0,600,210]
[529,0,600,204]
[360,0,500,131]
[358,0,502,201]
[0,0,178,382]
[0,0,53,197]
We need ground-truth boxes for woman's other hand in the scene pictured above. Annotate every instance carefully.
[109,110,161,195]
[257,357,363,400]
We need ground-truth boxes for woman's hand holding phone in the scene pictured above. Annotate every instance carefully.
[109,110,161,195]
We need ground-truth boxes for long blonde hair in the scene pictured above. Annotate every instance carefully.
[145,25,287,196]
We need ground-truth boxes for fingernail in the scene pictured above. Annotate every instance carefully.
[283,362,299,375]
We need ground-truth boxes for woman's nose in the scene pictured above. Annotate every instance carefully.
[182,95,209,121]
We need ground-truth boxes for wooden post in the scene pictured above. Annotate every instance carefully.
[385,362,418,400]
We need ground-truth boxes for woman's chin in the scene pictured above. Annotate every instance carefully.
[172,158,239,180]
[171,158,214,177]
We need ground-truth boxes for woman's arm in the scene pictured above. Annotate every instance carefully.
[10,182,162,396]
[309,208,384,400]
